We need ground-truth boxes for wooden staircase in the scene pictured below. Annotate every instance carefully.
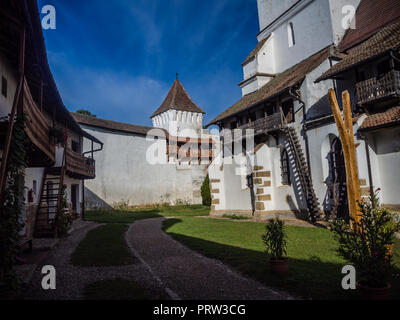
[34,155,66,238]
[284,126,321,222]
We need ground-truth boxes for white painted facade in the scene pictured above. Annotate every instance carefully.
[79,123,210,208]
[151,109,203,137]
[242,0,360,95]
[210,0,400,219]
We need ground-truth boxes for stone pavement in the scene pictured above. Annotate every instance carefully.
[126,217,294,300]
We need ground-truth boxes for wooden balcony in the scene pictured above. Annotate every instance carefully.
[223,112,284,144]
[356,70,400,105]
[65,148,96,179]
[23,79,56,166]
[0,78,55,167]
[239,112,283,133]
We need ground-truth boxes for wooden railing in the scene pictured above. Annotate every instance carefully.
[65,148,96,179]
[239,112,283,133]
[356,69,400,105]
[23,78,55,163]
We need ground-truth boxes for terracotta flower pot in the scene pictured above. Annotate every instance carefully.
[357,281,391,300]
[270,258,289,274]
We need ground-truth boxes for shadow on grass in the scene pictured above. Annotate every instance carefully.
[85,205,211,223]
[162,218,400,300]
[85,210,163,223]
[71,224,137,267]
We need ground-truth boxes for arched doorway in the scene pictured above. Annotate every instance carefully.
[328,137,349,220]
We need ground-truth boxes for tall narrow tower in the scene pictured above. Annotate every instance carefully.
[151,78,205,137]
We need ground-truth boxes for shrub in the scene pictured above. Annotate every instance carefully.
[262,218,287,260]
[200,175,211,207]
[0,114,27,290]
[330,190,400,288]
[57,185,73,237]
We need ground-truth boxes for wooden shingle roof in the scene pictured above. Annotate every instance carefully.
[241,35,271,66]
[208,46,331,126]
[72,113,163,137]
[316,19,400,83]
[360,106,400,130]
[151,79,204,118]
[339,0,400,52]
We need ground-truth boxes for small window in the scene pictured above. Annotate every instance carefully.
[1,76,7,98]
[281,149,291,185]
[33,180,37,195]
[71,140,80,153]
[287,22,295,48]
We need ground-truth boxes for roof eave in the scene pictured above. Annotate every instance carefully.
[207,81,303,126]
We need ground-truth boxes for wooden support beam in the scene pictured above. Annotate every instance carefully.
[328,89,361,225]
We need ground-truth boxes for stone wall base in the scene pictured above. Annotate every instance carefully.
[384,204,400,211]
[210,209,309,221]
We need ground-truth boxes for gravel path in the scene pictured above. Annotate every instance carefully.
[127,217,294,300]
[24,221,169,300]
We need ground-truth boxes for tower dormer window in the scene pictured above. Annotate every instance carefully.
[287,22,295,48]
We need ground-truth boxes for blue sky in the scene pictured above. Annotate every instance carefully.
[37,0,259,126]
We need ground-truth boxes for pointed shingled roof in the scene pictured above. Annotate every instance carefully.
[151,79,205,118]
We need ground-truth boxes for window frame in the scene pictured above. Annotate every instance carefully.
[1,76,7,98]
[281,148,291,186]
[287,22,295,48]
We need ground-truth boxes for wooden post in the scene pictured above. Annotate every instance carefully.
[328,89,361,225]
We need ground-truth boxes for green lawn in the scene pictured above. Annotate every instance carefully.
[71,224,135,266]
[162,217,400,300]
[85,204,210,223]
[84,279,150,300]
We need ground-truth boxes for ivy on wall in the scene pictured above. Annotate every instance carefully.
[0,113,28,290]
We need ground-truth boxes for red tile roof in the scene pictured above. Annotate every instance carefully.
[208,46,331,126]
[360,106,400,130]
[151,79,204,118]
[339,0,400,52]
[72,112,163,137]
[316,20,400,82]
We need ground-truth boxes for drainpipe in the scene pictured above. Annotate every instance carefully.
[288,87,311,172]
[82,180,85,221]
[359,132,374,195]
[82,141,103,220]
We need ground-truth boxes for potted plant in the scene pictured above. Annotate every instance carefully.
[330,189,400,300]
[262,217,289,274]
